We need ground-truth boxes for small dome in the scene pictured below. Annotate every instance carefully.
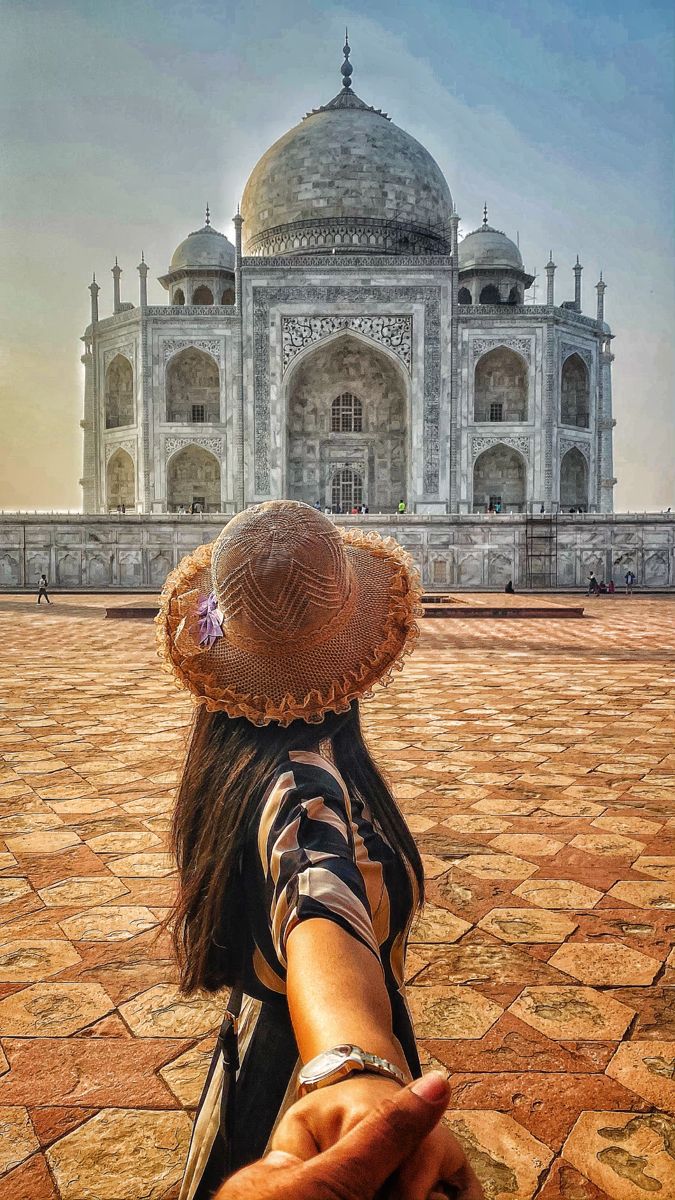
[170,223,235,272]
[459,224,523,272]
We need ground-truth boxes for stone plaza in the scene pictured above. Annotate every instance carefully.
[0,593,672,1199]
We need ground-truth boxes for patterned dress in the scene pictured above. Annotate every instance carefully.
[180,749,420,1200]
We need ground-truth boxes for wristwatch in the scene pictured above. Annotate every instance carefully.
[297,1044,407,1096]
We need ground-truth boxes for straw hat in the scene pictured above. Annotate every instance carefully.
[156,501,422,726]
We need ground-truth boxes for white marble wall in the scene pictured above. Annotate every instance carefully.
[1,514,671,592]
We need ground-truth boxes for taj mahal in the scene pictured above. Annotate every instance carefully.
[4,40,673,593]
[81,37,615,522]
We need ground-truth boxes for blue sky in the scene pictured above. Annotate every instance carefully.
[1,0,673,508]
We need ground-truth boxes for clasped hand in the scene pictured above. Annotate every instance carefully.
[215,1071,484,1199]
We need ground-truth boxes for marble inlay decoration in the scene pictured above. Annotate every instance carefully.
[164,436,223,461]
[472,337,533,364]
[471,435,531,460]
[161,339,222,363]
[281,315,412,374]
[105,439,136,464]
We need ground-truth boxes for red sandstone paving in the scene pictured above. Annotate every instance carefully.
[0,594,673,1197]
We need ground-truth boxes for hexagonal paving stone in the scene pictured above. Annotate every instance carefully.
[47,1108,192,1199]
[471,797,540,816]
[549,942,661,986]
[119,983,224,1037]
[4,830,81,855]
[441,814,512,834]
[0,878,32,906]
[444,1109,554,1200]
[477,908,578,943]
[488,834,565,858]
[408,984,502,1039]
[0,811,64,833]
[509,986,635,1041]
[107,852,174,877]
[0,982,114,1035]
[591,814,663,837]
[0,1105,39,1174]
[562,1111,675,1198]
[513,878,604,910]
[0,938,82,981]
[409,903,472,943]
[459,853,538,881]
[605,1040,675,1113]
[541,798,605,818]
[38,876,130,907]
[607,881,675,909]
[420,853,451,879]
[159,1038,216,1106]
[59,905,160,942]
[570,833,646,858]
[85,831,160,854]
[633,856,675,881]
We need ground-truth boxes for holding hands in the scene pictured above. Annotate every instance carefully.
[215,1071,484,1200]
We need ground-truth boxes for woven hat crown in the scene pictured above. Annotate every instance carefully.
[210,502,355,653]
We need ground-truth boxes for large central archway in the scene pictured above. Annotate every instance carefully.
[285,333,408,512]
[166,445,221,512]
[473,444,526,512]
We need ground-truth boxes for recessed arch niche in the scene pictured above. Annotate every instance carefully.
[285,333,408,512]
[474,347,528,422]
[166,348,220,423]
[560,447,588,510]
[561,354,590,427]
[104,355,134,428]
[166,445,221,512]
[106,449,135,510]
[473,444,526,512]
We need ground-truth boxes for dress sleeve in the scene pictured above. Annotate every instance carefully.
[258,762,381,972]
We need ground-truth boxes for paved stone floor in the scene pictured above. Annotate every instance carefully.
[0,593,673,1199]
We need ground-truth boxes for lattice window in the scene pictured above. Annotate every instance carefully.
[331,392,363,433]
[191,404,206,423]
[331,468,363,512]
[489,402,503,422]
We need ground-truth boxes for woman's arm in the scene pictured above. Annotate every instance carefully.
[286,917,411,1077]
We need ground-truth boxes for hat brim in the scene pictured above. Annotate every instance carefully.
[155,527,423,726]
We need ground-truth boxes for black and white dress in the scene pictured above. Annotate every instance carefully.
[180,749,420,1200]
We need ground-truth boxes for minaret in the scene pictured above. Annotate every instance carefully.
[88,274,100,324]
[545,251,556,307]
[233,204,245,511]
[449,205,460,510]
[573,255,583,312]
[112,257,122,313]
[137,252,148,308]
[596,272,606,324]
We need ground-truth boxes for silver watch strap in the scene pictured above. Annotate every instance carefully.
[358,1050,407,1087]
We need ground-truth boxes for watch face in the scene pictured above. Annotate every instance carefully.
[303,1045,353,1082]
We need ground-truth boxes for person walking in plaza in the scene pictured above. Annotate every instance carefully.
[36,573,51,605]
[157,501,481,1200]
[587,571,599,596]
[397,499,406,514]
[625,569,635,594]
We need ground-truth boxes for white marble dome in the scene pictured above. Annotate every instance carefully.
[241,88,453,257]
[459,224,523,272]
[170,223,235,272]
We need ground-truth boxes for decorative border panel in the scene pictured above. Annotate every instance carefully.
[561,342,593,370]
[105,439,136,464]
[164,436,224,462]
[560,438,590,462]
[162,338,223,363]
[103,343,134,371]
[471,436,531,460]
[472,337,533,364]
[281,315,412,374]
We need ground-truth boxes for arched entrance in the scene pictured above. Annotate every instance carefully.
[561,354,590,427]
[473,444,526,512]
[285,333,408,512]
[560,447,588,510]
[166,348,220,423]
[104,355,133,428]
[166,446,221,512]
[474,347,528,422]
[331,467,363,513]
[106,449,135,510]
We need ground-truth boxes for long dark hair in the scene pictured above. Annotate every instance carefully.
[170,700,424,994]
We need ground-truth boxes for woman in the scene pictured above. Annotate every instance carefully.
[157,501,481,1199]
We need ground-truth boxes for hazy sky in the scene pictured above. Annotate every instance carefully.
[1,0,673,511]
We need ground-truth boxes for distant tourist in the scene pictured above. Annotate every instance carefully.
[36,574,51,605]
[608,580,615,594]
[495,501,502,513]
[397,500,407,514]
[539,504,545,514]
[587,572,599,596]
[313,500,322,511]
[598,580,607,594]
[505,579,515,594]
[625,570,635,594]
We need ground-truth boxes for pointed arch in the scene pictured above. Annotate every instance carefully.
[561,353,590,427]
[560,447,588,510]
[458,286,472,305]
[192,285,213,305]
[166,444,221,512]
[474,346,528,422]
[479,284,501,305]
[104,354,134,428]
[166,347,220,423]
[106,448,135,510]
[472,443,526,512]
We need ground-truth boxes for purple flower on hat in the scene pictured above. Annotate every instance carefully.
[197,591,224,648]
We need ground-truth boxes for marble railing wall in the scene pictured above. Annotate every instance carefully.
[0,514,672,592]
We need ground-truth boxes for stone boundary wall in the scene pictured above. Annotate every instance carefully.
[0,514,673,592]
